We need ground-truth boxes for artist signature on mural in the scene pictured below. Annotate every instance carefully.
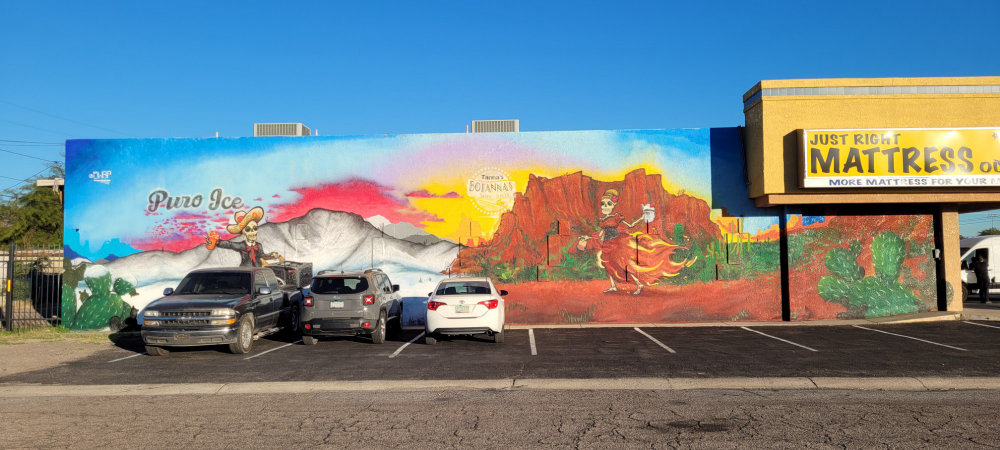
[89,170,111,185]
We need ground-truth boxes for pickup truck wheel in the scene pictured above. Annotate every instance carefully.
[145,345,168,357]
[108,316,123,332]
[371,312,387,344]
[424,333,437,345]
[962,283,969,302]
[228,315,254,354]
[302,335,318,345]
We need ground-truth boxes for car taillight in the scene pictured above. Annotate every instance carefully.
[478,299,499,309]
[304,296,314,307]
[363,295,375,305]
[427,300,446,311]
[363,322,371,328]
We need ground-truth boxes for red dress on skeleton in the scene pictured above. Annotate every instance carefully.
[581,213,693,285]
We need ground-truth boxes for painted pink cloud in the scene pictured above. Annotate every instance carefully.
[269,179,441,226]
[405,190,461,199]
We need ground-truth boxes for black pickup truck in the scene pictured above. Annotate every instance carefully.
[139,267,303,356]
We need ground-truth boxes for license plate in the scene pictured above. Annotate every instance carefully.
[455,305,470,313]
[331,301,344,308]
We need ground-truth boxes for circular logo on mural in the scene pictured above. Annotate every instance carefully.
[467,168,516,217]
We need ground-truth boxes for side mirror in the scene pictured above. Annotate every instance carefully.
[962,261,970,270]
[392,284,400,293]
[257,286,272,295]
[427,292,432,297]
[163,287,174,296]
[500,290,509,296]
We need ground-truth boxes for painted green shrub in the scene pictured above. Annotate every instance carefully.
[817,231,919,318]
[60,257,87,327]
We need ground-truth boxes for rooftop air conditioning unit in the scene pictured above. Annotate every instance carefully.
[254,123,311,137]
[470,120,519,133]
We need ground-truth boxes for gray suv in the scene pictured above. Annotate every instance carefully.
[297,269,402,345]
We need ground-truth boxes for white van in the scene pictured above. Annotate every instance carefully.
[960,236,1000,301]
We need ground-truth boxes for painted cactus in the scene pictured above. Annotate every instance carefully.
[69,273,137,330]
[817,232,919,318]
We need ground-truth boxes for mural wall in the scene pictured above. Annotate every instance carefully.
[62,128,938,329]
[786,212,938,320]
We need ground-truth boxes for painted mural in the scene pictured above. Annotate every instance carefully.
[786,213,938,320]
[61,128,937,329]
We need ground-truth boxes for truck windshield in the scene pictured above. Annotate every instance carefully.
[174,273,251,296]
[312,277,368,294]
[436,281,491,295]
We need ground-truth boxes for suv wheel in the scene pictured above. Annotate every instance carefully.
[371,311,387,344]
[145,345,168,357]
[228,314,254,354]
[286,304,301,336]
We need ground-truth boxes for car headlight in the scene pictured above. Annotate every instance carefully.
[211,308,236,317]
[143,310,160,317]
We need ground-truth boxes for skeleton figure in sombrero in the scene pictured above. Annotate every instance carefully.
[205,206,283,267]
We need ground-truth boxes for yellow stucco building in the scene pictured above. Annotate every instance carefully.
[743,76,1000,314]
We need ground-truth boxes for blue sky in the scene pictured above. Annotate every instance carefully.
[3,0,1000,234]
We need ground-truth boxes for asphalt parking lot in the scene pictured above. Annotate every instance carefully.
[3,321,1000,385]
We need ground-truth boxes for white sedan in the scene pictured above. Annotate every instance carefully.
[425,277,507,344]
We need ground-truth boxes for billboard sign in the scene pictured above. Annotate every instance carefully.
[800,128,1000,188]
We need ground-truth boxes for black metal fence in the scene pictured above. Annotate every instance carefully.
[1,243,63,331]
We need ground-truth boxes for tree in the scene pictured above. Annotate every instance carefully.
[979,228,1000,236]
[0,162,63,245]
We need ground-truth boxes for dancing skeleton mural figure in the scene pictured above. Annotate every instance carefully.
[577,189,694,295]
[205,206,283,267]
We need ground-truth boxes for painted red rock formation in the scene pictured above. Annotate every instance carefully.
[454,169,723,271]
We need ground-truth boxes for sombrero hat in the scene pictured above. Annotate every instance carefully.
[226,206,265,234]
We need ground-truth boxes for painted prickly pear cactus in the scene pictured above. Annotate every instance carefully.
[817,231,919,318]
[61,264,137,330]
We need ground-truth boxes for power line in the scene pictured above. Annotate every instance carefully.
[0,147,61,163]
[1,166,51,194]
[0,175,26,182]
[0,99,137,137]
[0,118,70,137]
[0,139,63,145]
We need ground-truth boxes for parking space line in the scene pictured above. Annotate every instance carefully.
[108,352,146,363]
[853,325,968,351]
[741,327,818,352]
[528,329,537,356]
[244,340,302,360]
[964,321,1000,330]
[634,327,676,353]
[389,332,425,359]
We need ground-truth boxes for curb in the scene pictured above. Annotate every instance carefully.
[4,377,1000,397]
[506,312,966,330]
